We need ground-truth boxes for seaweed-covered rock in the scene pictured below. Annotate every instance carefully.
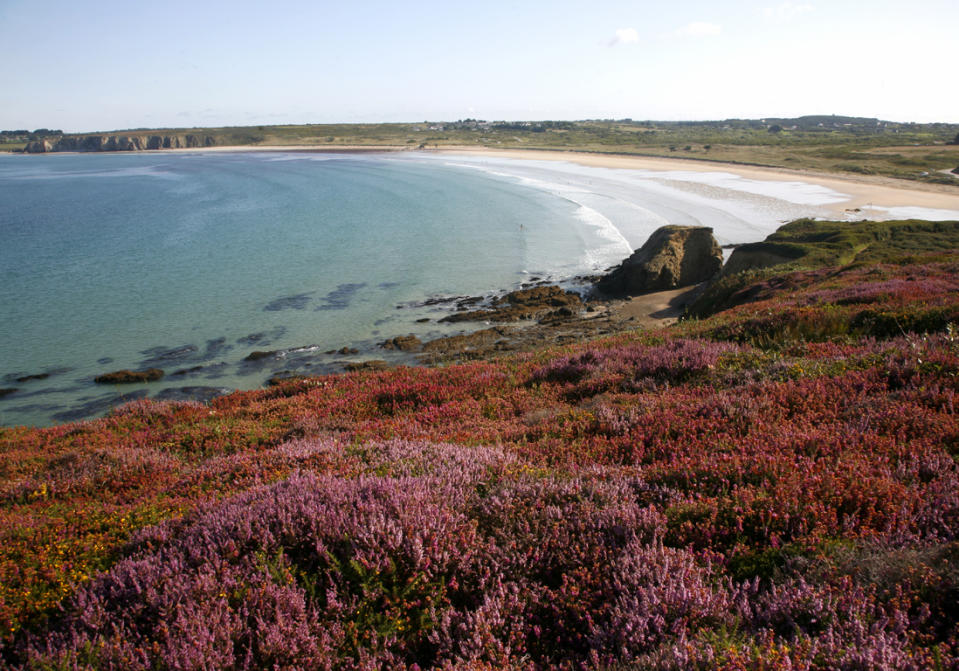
[94,368,164,384]
[598,226,723,296]
[440,286,582,323]
[244,350,279,362]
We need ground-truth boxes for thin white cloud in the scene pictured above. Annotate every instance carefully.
[763,2,814,21]
[609,27,639,46]
[674,21,722,38]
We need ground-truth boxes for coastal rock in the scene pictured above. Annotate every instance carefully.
[94,368,165,384]
[52,390,149,422]
[170,365,206,377]
[379,335,422,352]
[266,373,306,386]
[38,134,215,153]
[440,286,582,323]
[421,327,511,356]
[154,386,233,403]
[598,225,723,296]
[23,140,52,153]
[15,373,50,383]
[244,350,279,362]
[345,360,390,372]
[495,286,580,309]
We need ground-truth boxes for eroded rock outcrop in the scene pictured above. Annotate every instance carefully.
[23,140,52,153]
[598,225,723,296]
[22,134,217,153]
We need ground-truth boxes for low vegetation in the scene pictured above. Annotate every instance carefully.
[6,116,959,185]
[1,220,958,669]
[691,218,959,316]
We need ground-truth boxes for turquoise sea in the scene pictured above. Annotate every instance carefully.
[0,151,625,427]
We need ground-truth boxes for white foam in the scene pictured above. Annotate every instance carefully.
[629,170,850,206]
[862,205,959,221]
[442,159,633,270]
[9,165,174,180]
[264,154,345,162]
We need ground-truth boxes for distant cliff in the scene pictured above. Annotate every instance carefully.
[22,133,218,153]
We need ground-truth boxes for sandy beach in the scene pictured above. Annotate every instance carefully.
[434,146,959,221]
[42,142,959,221]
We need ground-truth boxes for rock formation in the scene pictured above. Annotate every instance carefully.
[22,134,217,153]
[94,368,165,384]
[439,286,583,323]
[598,225,723,296]
[380,335,423,352]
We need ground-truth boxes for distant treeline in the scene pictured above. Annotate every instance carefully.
[0,129,62,143]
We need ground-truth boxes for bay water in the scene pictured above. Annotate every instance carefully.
[0,151,624,426]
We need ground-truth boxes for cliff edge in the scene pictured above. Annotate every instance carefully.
[23,133,217,153]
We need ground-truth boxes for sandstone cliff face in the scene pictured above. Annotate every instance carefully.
[22,134,217,153]
[598,225,723,296]
[24,140,52,153]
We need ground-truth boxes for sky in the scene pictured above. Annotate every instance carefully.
[1,0,957,132]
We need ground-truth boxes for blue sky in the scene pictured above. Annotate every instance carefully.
[2,0,957,132]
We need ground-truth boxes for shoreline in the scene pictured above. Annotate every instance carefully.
[5,146,959,427]
[154,143,959,220]
[12,142,959,220]
[430,146,959,221]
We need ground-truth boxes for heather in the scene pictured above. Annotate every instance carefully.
[2,251,959,668]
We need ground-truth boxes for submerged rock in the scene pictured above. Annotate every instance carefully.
[154,386,233,403]
[0,388,18,398]
[15,373,50,383]
[139,344,199,366]
[598,225,723,296]
[244,350,279,362]
[94,368,165,384]
[52,390,149,422]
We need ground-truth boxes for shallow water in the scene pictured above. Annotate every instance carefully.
[0,150,863,427]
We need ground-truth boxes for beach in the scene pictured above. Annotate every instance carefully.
[433,146,959,221]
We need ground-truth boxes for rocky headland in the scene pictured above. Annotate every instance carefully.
[22,133,218,153]
[597,225,723,296]
[412,225,718,364]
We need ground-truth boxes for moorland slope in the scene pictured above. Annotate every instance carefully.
[2,220,959,669]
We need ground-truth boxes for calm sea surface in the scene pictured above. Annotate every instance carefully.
[0,151,624,426]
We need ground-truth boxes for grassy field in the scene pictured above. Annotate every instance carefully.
[5,116,959,185]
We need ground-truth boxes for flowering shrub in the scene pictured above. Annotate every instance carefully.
[2,257,959,668]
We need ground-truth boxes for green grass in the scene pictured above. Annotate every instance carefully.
[689,218,959,317]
